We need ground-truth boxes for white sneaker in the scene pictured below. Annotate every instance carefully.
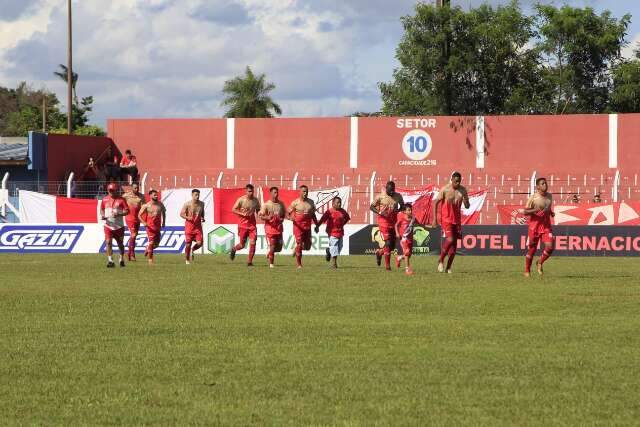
[297,265,302,270]
[185,260,191,265]
[446,269,452,274]
[437,262,444,273]
[269,264,275,269]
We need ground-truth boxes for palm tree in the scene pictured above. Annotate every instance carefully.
[53,64,78,105]
[221,66,282,118]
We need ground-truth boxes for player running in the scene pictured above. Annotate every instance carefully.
[316,196,351,269]
[370,181,404,271]
[288,185,318,269]
[180,189,205,265]
[432,172,470,274]
[395,203,420,275]
[122,182,145,261]
[230,184,261,266]
[138,189,166,265]
[259,186,286,268]
[523,177,555,277]
[100,183,129,268]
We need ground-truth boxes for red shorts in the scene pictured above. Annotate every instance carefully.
[293,228,312,245]
[442,223,461,240]
[126,219,140,234]
[104,226,125,242]
[528,228,554,246]
[146,228,161,246]
[185,227,203,243]
[378,226,396,242]
[238,227,257,244]
[400,238,413,256]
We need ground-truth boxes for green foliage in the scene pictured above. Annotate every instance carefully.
[222,66,282,118]
[610,57,640,113]
[1,254,640,425]
[381,2,635,115]
[49,125,106,136]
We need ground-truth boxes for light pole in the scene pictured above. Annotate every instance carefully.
[67,0,73,134]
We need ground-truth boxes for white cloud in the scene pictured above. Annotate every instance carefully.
[622,32,640,60]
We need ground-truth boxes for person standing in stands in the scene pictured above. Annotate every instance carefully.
[120,149,139,184]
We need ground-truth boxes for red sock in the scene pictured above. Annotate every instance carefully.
[248,243,256,264]
[384,247,391,269]
[525,246,536,272]
[185,243,191,260]
[234,242,244,251]
[446,240,457,270]
[147,244,154,259]
[268,250,274,264]
[440,239,452,263]
[296,246,302,266]
[128,237,135,257]
[376,248,384,257]
[539,248,553,265]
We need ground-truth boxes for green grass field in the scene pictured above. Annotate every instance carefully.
[1,254,639,426]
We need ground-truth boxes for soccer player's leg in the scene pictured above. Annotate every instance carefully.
[380,227,395,271]
[401,238,413,274]
[247,228,257,266]
[328,236,341,268]
[524,230,539,277]
[445,225,460,273]
[438,224,453,273]
[267,235,276,268]
[537,230,554,275]
[104,227,115,268]
[231,227,249,261]
[185,230,194,264]
[114,228,126,267]
[293,228,304,268]
[126,220,139,261]
[191,229,204,260]
[145,229,159,265]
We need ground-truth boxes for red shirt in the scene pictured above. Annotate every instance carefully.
[396,212,416,241]
[441,198,462,225]
[319,208,350,238]
[100,196,129,230]
[265,215,283,236]
[121,155,137,167]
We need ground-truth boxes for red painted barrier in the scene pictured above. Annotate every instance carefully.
[47,134,113,181]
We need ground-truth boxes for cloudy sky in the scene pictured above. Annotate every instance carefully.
[1,0,638,126]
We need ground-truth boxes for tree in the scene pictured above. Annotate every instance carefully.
[221,66,282,118]
[380,1,542,116]
[53,63,79,105]
[610,46,640,112]
[1,82,66,136]
[536,5,631,114]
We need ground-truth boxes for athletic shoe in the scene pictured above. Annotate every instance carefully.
[376,252,382,267]
[325,248,331,262]
[247,263,254,267]
[119,260,125,268]
[269,264,275,269]
[185,260,191,265]
[446,269,453,274]
[130,255,136,262]
[229,248,236,261]
[297,265,302,270]
[386,266,392,271]
[191,252,195,262]
[107,261,115,268]
[536,260,544,275]
[405,267,414,276]
[437,262,445,273]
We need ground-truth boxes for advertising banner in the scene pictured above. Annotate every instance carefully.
[348,224,442,256]
[497,202,640,226]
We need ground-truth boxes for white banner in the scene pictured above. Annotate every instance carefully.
[160,188,214,225]
[19,190,56,224]
[309,186,351,214]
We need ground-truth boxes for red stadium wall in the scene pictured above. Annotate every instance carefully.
[234,118,350,172]
[47,134,114,181]
[483,114,609,174]
[618,113,640,173]
[107,119,227,178]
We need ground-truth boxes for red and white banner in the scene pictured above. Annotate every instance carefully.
[396,185,487,225]
[19,191,100,224]
[498,202,640,226]
[260,186,351,214]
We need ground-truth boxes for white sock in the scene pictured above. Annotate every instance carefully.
[118,255,123,262]
[108,256,113,262]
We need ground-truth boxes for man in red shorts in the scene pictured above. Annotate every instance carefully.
[230,184,261,266]
[370,181,404,270]
[180,189,205,265]
[138,189,166,265]
[432,172,470,274]
[288,185,318,269]
[100,182,129,268]
[259,186,286,268]
[522,177,555,277]
[122,182,145,261]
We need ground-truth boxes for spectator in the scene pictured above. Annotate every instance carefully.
[81,157,99,182]
[103,146,120,182]
[120,149,139,184]
[593,193,602,203]
[567,194,580,204]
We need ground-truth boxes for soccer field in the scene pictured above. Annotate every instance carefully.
[1,254,639,426]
